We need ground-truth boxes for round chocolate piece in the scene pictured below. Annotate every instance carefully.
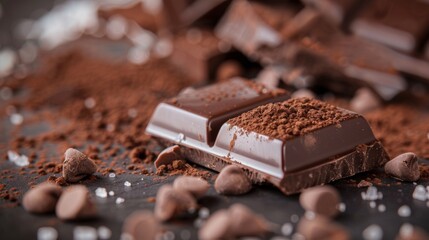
[56,185,97,220]
[173,176,210,199]
[297,215,350,240]
[154,184,197,221]
[214,165,252,195]
[62,148,97,183]
[23,182,62,214]
[228,204,270,237]
[199,210,231,240]
[122,210,159,240]
[299,185,341,218]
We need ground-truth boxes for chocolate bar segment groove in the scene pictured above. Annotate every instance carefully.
[146,82,389,195]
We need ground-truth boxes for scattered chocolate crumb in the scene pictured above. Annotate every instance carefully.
[357,180,373,188]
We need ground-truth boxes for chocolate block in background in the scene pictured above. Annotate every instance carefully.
[170,29,261,83]
[161,0,231,32]
[98,2,163,32]
[216,0,300,56]
[301,0,365,30]
[263,10,407,100]
[146,81,389,195]
[351,0,429,53]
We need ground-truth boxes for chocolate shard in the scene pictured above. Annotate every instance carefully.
[299,185,341,218]
[215,0,299,56]
[351,0,429,53]
[173,176,210,199]
[122,210,160,240]
[384,152,420,182]
[62,148,97,183]
[23,182,62,214]
[146,81,389,195]
[154,145,182,168]
[56,185,97,220]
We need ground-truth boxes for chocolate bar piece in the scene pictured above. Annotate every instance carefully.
[146,80,389,194]
[351,0,429,53]
[301,0,363,29]
[215,0,299,56]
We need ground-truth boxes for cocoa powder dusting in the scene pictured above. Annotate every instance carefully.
[227,98,358,140]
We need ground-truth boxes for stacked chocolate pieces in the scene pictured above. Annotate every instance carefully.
[146,79,389,194]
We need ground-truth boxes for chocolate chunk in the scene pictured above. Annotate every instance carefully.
[173,176,210,199]
[146,81,389,195]
[122,210,159,240]
[214,165,252,195]
[277,13,407,101]
[302,0,363,28]
[199,204,270,239]
[357,180,373,188]
[22,182,62,214]
[199,209,231,240]
[297,215,350,240]
[384,152,420,182]
[350,88,382,114]
[154,184,197,221]
[216,60,243,82]
[154,145,182,168]
[228,204,270,237]
[216,0,299,55]
[56,185,97,220]
[62,148,97,183]
[299,185,341,218]
[351,0,429,53]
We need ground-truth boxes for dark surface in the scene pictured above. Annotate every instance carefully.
[1,1,429,240]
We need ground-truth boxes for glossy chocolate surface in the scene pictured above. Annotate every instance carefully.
[146,80,389,194]
[148,78,289,146]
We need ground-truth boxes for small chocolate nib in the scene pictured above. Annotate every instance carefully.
[62,148,97,183]
[214,165,252,195]
[154,145,182,168]
[23,182,62,214]
[173,176,210,199]
[154,184,197,221]
[384,152,420,182]
[56,185,97,221]
[199,204,270,239]
[122,210,159,240]
[299,185,341,218]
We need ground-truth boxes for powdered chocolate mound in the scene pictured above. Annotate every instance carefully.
[227,97,358,141]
